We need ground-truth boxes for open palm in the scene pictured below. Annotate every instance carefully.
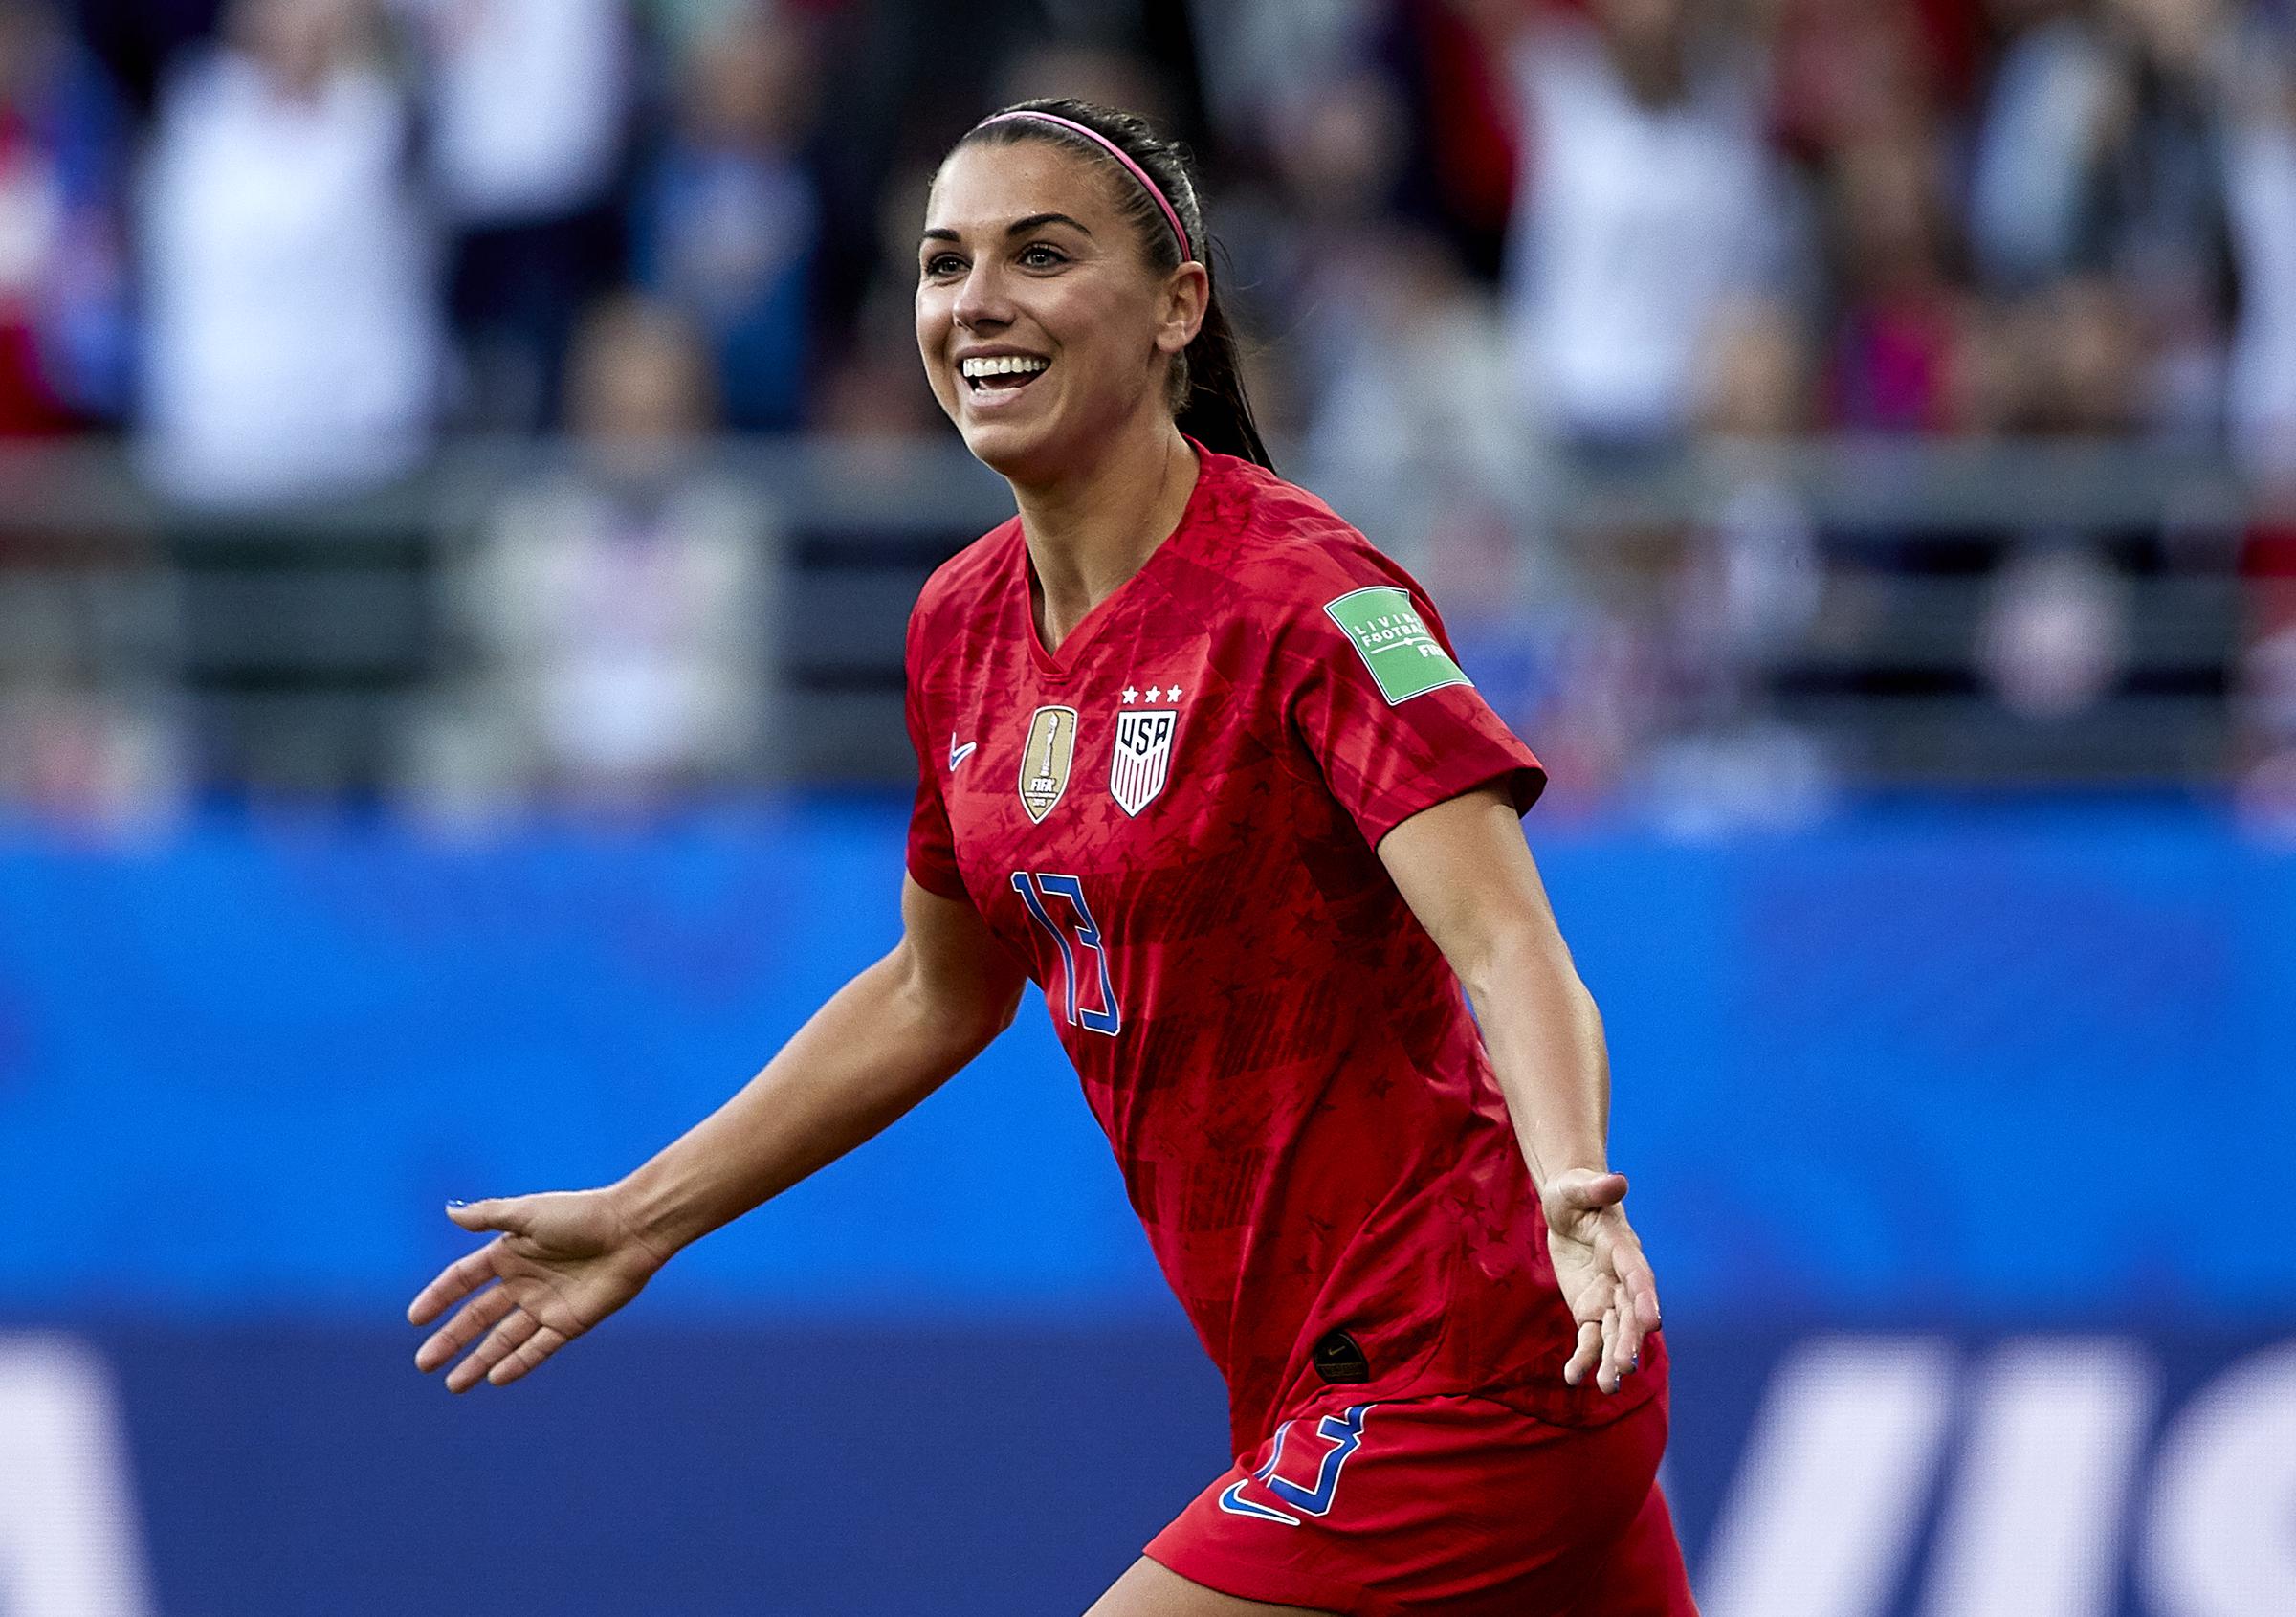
[407,1190,669,1392]
[1540,1168,1663,1396]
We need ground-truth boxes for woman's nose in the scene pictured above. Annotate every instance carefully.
[953,262,1014,330]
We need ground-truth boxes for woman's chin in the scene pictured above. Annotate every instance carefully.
[959,414,1066,481]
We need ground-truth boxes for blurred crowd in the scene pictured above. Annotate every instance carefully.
[1,0,2294,822]
[1,0,2290,473]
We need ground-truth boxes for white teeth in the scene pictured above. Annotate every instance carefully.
[961,355,1049,379]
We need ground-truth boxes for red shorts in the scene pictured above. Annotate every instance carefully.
[1144,1390,1695,1616]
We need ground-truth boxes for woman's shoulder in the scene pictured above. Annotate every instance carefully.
[910,515,1022,631]
[1198,454,1424,619]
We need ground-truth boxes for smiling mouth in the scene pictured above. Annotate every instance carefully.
[962,357,1051,395]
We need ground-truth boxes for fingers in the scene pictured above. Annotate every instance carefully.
[446,1305,542,1394]
[413,1281,513,1373]
[406,1240,502,1326]
[448,1196,531,1237]
[486,1324,569,1388]
[1557,1170,1629,1211]
[1593,1247,1660,1394]
[1623,1249,1663,1334]
[1601,1296,1642,1394]
[1564,1318,1601,1387]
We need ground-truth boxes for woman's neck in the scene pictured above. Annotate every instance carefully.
[1012,419,1200,654]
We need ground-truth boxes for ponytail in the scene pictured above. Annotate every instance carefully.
[958,99,1275,474]
[1175,264,1273,469]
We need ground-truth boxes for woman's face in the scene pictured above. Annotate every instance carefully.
[916,140,1203,483]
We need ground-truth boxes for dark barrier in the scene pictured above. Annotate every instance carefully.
[6,1322,2291,1617]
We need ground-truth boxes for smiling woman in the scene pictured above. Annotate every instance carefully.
[916,101,1267,500]
[410,97,1693,1617]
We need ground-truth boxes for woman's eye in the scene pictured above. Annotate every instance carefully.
[923,254,963,277]
[1020,243,1066,269]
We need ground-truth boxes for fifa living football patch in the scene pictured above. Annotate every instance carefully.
[1324,587,1471,704]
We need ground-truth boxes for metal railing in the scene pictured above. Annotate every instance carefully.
[0,435,2270,803]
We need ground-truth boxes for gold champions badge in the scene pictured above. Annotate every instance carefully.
[1018,705,1078,823]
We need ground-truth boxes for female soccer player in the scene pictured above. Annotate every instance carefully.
[408,100,1696,1616]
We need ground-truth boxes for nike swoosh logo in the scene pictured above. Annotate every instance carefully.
[949,739,978,770]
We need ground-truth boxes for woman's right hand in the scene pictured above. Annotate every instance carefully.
[407,1189,671,1391]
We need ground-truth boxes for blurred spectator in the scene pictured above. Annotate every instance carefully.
[394,0,632,430]
[2033,274,2150,432]
[1191,0,1380,151]
[2220,11,2296,474]
[1503,0,1803,444]
[0,1,131,433]
[1691,299,1827,686]
[1968,0,2296,442]
[996,38,1175,122]
[1969,0,2117,290]
[1248,70,1415,419]
[813,155,944,441]
[69,0,223,117]
[633,2,821,433]
[1821,129,1967,432]
[1764,0,1954,161]
[1648,299,1835,831]
[1379,0,1534,282]
[817,296,943,443]
[136,0,440,506]
[1304,228,1519,524]
[410,295,775,817]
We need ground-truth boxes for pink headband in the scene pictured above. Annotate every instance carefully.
[975,110,1194,263]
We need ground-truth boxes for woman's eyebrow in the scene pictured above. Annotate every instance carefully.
[920,211,1096,246]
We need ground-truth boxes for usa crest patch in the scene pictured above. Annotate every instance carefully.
[1109,709,1177,816]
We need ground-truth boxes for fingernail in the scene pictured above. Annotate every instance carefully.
[446,1199,468,1209]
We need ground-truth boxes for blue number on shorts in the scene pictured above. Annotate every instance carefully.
[1010,872,1120,1036]
[1217,1405,1372,1526]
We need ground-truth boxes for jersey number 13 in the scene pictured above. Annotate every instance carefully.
[1010,872,1121,1036]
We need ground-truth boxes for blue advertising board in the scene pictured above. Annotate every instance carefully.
[0,803,2288,1322]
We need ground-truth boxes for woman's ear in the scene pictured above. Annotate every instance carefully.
[1155,261,1211,356]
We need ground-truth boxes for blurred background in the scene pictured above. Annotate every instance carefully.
[0,0,2290,1612]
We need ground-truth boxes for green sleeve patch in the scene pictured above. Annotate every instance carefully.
[1324,586,1471,705]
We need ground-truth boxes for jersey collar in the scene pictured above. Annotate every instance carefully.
[1015,439,1224,680]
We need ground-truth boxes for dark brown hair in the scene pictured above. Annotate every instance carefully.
[954,98,1274,472]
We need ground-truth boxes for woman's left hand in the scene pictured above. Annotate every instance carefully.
[1540,1167,1663,1395]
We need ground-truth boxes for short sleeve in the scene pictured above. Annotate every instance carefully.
[1279,560,1545,851]
[902,608,970,902]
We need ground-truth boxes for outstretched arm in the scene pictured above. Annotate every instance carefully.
[408,876,1027,1390]
[1378,786,1661,1397]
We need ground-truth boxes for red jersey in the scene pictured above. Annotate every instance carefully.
[904,448,1664,1457]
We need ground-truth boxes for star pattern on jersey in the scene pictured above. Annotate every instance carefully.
[1123,682,1187,705]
